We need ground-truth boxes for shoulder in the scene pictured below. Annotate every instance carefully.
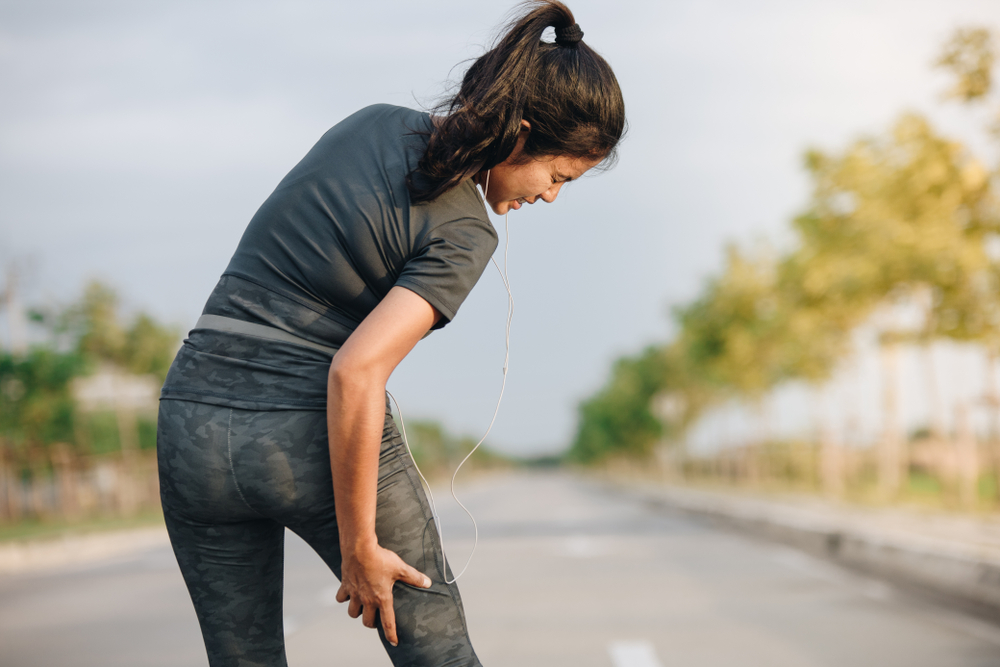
[418,179,496,240]
[310,104,433,170]
[334,104,431,134]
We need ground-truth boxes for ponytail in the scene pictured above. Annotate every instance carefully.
[408,0,626,203]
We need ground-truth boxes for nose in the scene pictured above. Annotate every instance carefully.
[539,182,564,204]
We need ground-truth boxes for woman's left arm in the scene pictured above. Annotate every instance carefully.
[328,286,440,647]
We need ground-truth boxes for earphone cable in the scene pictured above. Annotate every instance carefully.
[387,171,512,583]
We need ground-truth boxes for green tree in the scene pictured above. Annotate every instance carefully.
[673,246,790,398]
[571,26,1000,477]
[402,419,508,476]
[1,279,180,461]
[569,345,671,463]
[123,313,180,379]
[936,27,994,104]
[48,280,179,381]
[0,349,85,454]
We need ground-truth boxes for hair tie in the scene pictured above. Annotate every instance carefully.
[555,23,584,46]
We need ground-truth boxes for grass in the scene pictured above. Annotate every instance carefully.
[616,452,1000,513]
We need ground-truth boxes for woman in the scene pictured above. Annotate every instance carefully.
[156,2,625,665]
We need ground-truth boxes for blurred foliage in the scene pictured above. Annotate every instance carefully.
[936,27,994,103]
[0,280,178,464]
[570,25,1000,464]
[570,346,669,463]
[402,419,510,477]
[0,349,85,452]
[36,281,179,380]
[72,412,157,456]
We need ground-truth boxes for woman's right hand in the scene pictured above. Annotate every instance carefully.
[326,286,440,647]
[336,541,432,647]
[337,544,431,646]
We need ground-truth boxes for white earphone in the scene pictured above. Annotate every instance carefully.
[386,169,512,583]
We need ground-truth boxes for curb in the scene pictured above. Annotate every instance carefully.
[0,526,170,574]
[619,482,1000,616]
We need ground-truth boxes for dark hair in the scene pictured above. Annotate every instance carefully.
[408,1,626,203]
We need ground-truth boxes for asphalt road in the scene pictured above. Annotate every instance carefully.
[2,471,1000,666]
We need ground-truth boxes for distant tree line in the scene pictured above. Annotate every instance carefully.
[570,27,1000,478]
[0,279,506,478]
[0,280,179,464]
[399,419,511,479]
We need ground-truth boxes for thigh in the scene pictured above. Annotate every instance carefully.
[290,403,482,667]
[375,434,482,667]
[158,399,288,667]
[164,510,287,667]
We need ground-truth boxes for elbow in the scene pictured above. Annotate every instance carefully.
[328,353,382,395]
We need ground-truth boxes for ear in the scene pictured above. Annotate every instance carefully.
[519,119,531,133]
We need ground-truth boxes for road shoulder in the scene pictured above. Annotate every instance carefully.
[611,479,1000,618]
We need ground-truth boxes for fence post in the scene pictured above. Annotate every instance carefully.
[820,426,844,499]
[955,403,979,509]
[51,443,81,520]
[878,342,904,499]
[0,447,21,522]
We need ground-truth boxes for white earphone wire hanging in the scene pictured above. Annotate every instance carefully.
[386,168,512,583]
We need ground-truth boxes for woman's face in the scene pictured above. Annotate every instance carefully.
[479,125,602,215]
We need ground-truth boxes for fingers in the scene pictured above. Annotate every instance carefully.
[362,601,377,630]
[338,583,364,620]
[348,597,362,619]
[337,548,433,648]
[380,560,428,647]
[339,583,362,619]
[398,562,432,589]
[380,601,398,647]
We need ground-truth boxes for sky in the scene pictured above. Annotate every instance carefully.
[2,0,999,456]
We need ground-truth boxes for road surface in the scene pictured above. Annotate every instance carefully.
[2,471,999,666]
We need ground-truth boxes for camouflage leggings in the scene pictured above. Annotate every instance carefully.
[157,398,481,667]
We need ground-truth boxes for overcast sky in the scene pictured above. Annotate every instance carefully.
[2,0,998,456]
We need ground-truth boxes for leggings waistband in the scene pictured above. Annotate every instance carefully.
[194,314,340,356]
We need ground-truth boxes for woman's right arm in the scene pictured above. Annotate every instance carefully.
[327,286,439,647]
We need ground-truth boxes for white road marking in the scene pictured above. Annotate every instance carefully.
[608,640,664,667]
[563,535,611,558]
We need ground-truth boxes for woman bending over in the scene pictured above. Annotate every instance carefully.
[157,2,625,665]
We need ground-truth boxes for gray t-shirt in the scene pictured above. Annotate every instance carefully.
[160,104,498,410]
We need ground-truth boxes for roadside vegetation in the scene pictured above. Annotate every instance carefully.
[0,280,510,537]
[571,28,1000,510]
[0,281,178,532]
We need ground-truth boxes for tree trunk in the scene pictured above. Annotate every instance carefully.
[817,386,844,498]
[0,445,21,522]
[879,342,904,499]
[51,444,80,520]
[922,344,946,439]
[754,398,771,485]
[955,403,979,509]
[986,349,1000,503]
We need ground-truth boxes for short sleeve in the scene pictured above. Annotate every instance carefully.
[394,216,498,327]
